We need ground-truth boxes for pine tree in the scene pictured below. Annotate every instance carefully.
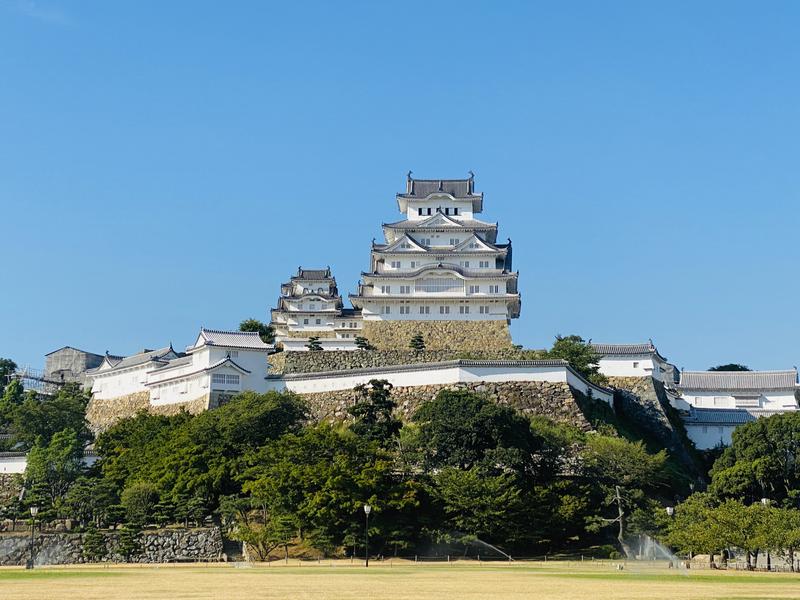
[117,524,142,562]
[354,336,374,351]
[306,337,323,352]
[82,525,108,562]
[409,333,426,352]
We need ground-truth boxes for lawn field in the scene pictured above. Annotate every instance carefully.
[2,561,799,600]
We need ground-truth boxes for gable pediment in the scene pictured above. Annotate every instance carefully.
[416,213,463,228]
[382,235,427,253]
[452,234,499,253]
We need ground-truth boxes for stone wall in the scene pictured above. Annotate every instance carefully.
[86,393,210,434]
[0,527,225,566]
[270,348,546,375]
[299,380,592,430]
[361,320,513,352]
[607,376,702,479]
[0,473,21,506]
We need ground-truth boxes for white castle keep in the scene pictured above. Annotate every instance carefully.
[270,173,520,351]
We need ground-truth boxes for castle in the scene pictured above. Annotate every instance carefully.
[4,173,797,478]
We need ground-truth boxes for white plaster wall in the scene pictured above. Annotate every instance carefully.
[89,364,152,400]
[405,199,475,221]
[684,424,735,450]
[267,363,613,405]
[597,357,657,378]
[357,299,510,321]
[0,454,27,474]
[681,390,797,410]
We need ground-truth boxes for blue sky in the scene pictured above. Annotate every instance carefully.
[1,1,798,371]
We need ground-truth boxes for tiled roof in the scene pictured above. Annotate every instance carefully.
[197,328,271,350]
[683,408,757,425]
[291,267,332,281]
[150,355,192,371]
[99,346,176,372]
[383,217,496,230]
[592,343,656,356]
[147,357,252,387]
[678,370,798,392]
[399,177,478,199]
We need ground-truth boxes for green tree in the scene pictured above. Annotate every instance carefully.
[117,524,142,562]
[709,364,751,371]
[354,336,374,351]
[239,318,275,344]
[409,333,426,352]
[348,380,401,447]
[410,390,540,477]
[24,428,84,510]
[121,482,159,526]
[432,467,524,546]
[0,357,17,398]
[545,335,607,385]
[306,337,323,352]
[82,525,108,562]
[661,492,719,560]
[63,476,118,527]
[709,412,800,504]
[0,378,25,429]
[11,383,91,448]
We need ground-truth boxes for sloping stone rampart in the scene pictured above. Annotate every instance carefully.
[0,527,224,566]
[361,320,513,352]
[86,393,210,433]
[299,380,591,430]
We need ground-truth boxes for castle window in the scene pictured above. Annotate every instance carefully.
[419,305,430,314]
[418,208,424,216]
[315,318,321,325]
[489,285,500,294]
[469,242,479,249]
[228,351,239,358]
[632,361,639,368]
[381,305,391,314]
[479,261,490,268]
[459,305,470,314]
[426,208,432,215]
[460,261,470,268]
[416,278,462,293]
[303,319,309,325]
[410,261,417,268]
[400,306,410,314]
[445,208,450,215]
[469,285,480,294]
[453,207,459,215]
[421,238,431,246]
[439,305,450,314]
[479,305,490,314]
[381,285,391,294]
[450,238,459,246]
[391,261,401,269]
[400,285,410,294]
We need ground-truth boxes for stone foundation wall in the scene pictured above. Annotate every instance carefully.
[0,473,22,506]
[86,393,210,434]
[300,381,591,430]
[270,348,546,375]
[361,320,513,352]
[0,527,224,566]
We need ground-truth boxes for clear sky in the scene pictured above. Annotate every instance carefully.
[1,1,798,372]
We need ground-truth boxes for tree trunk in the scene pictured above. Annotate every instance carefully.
[615,486,634,558]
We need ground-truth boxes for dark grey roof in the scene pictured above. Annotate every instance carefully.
[151,355,193,371]
[338,308,362,318]
[591,343,656,356]
[97,346,178,372]
[678,370,798,392]
[383,217,496,230]
[147,357,252,387]
[360,263,517,280]
[683,408,757,425]
[291,267,332,281]
[196,328,272,350]
[399,177,479,199]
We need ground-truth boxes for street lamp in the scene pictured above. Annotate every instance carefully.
[28,506,39,570]
[761,498,772,571]
[665,506,674,517]
[363,504,371,568]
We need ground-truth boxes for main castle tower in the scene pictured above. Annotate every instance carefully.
[349,173,520,351]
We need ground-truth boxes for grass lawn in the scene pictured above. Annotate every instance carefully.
[1,560,799,600]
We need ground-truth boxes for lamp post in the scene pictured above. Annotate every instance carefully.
[665,506,675,518]
[761,498,771,571]
[28,506,39,570]
[363,504,371,568]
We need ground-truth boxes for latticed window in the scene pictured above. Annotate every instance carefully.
[415,278,462,293]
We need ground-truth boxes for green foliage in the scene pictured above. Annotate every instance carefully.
[354,336,375,351]
[82,525,108,562]
[709,411,800,504]
[709,363,751,371]
[63,476,118,527]
[117,524,142,562]
[24,428,85,510]
[96,391,307,517]
[409,333,426,352]
[306,337,323,352]
[121,482,159,526]
[0,357,17,398]
[10,383,91,449]
[239,318,275,344]
[544,335,607,385]
[411,390,541,477]
[348,379,401,447]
